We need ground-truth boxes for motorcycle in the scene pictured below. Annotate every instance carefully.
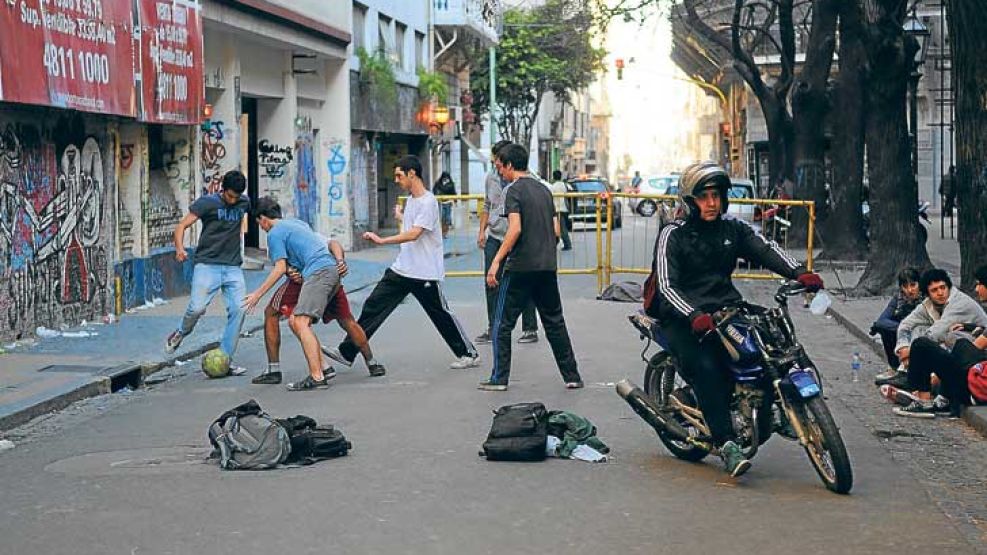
[616,281,853,494]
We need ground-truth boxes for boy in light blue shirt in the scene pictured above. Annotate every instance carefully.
[244,197,341,391]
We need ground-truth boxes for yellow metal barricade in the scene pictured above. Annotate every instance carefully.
[604,193,815,286]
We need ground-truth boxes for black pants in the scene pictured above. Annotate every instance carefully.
[877,328,900,368]
[338,269,476,363]
[489,271,580,384]
[907,337,987,405]
[484,237,536,333]
[662,318,735,445]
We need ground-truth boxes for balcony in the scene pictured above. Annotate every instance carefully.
[433,0,502,46]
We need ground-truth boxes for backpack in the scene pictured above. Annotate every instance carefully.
[278,415,352,464]
[480,402,548,462]
[208,400,291,470]
[968,361,987,404]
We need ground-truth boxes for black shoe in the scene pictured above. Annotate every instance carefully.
[474,331,492,345]
[251,371,282,385]
[875,372,910,389]
[367,363,386,377]
[322,367,337,381]
[286,375,330,391]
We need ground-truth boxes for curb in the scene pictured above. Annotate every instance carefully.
[0,272,385,434]
[826,304,987,440]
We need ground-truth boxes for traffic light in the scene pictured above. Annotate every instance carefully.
[615,58,624,80]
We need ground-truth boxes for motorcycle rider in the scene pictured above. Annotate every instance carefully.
[645,161,823,477]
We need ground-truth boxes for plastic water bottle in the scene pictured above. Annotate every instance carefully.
[851,352,862,382]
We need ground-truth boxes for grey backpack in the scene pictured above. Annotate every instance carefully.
[208,400,291,470]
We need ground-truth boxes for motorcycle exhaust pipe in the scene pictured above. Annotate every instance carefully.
[615,379,691,442]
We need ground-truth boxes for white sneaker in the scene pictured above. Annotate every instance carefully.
[450,355,481,369]
[321,345,353,367]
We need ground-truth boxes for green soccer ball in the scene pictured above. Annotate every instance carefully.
[201,348,231,379]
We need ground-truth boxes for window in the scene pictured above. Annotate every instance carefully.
[378,14,393,56]
[415,31,425,70]
[395,22,407,70]
[353,3,367,51]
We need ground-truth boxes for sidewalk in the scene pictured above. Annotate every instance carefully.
[815,229,987,437]
[0,255,389,432]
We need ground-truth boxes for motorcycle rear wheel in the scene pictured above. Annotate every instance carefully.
[644,352,711,462]
[797,397,853,494]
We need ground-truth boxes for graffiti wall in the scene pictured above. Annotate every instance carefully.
[258,138,294,217]
[200,119,233,195]
[325,136,351,244]
[0,111,113,340]
[294,133,319,228]
[349,136,371,231]
[115,250,193,310]
[147,127,193,250]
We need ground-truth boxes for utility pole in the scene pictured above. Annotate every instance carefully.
[489,46,497,145]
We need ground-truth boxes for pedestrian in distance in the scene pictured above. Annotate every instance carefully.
[165,170,251,368]
[480,143,583,392]
[550,169,572,251]
[475,140,540,346]
[244,197,347,391]
[252,235,386,386]
[433,171,456,238]
[322,155,480,371]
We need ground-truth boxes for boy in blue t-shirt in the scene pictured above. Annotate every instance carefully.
[243,197,344,390]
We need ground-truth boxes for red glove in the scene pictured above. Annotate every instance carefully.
[797,272,824,293]
[690,312,715,335]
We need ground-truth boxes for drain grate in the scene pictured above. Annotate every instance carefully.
[37,365,105,374]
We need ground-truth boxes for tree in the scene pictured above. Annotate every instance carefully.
[819,0,868,261]
[947,0,987,290]
[854,0,930,293]
[469,0,605,147]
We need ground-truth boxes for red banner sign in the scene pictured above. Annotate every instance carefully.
[137,0,204,124]
[0,0,204,124]
[0,0,136,117]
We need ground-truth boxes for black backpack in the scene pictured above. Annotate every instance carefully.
[480,402,548,462]
[278,415,352,465]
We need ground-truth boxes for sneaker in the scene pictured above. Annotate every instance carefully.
[875,371,910,389]
[517,331,539,344]
[474,331,492,345]
[229,366,247,376]
[367,362,386,377]
[165,330,184,353]
[251,371,282,385]
[477,379,508,391]
[894,396,949,418]
[322,367,337,381]
[874,368,897,382]
[879,384,922,407]
[320,345,353,368]
[720,440,752,477]
[565,381,584,389]
[450,355,481,369]
[286,375,330,391]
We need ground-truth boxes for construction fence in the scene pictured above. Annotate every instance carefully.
[402,193,815,293]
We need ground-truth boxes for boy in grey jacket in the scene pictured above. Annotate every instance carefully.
[894,268,987,416]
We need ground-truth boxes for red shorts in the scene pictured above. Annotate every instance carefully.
[268,280,353,324]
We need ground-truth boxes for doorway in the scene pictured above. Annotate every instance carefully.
[241,97,259,248]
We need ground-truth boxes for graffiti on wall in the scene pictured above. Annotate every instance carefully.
[294,133,318,228]
[115,251,193,310]
[0,119,110,337]
[349,142,370,228]
[201,120,227,194]
[259,140,293,179]
[325,138,350,243]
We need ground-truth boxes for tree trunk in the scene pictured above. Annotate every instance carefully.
[948,0,987,290]
[856,3,932,293]
[820,0,867,260]
[790,0,839,248]
[760,92,795,196]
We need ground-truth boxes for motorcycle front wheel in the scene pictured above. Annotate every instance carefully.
[795,397,853,494]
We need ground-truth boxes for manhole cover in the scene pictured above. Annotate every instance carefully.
[37,365,104,374]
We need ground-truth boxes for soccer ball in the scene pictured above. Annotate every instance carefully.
[201,348,231,378]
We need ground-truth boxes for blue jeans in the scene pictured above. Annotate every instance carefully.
[178,263,246,356]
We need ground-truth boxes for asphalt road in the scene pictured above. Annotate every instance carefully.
[0,271,978,555]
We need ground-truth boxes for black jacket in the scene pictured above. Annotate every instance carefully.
[646,216,806,323]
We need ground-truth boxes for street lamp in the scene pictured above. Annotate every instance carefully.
[903,10,930,176]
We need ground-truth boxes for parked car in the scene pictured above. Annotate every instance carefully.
[633,175,679,217]
[727,179,757,224]
[567,177,623,230]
